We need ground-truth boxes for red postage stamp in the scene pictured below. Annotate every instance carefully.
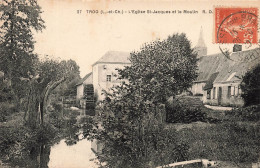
[215,7,258,44]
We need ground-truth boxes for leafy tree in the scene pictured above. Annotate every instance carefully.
[85,84,189,168]
[55,59,81,97]
[23,57,80,127]
[0,0,45,107]
[119,33,198,104]
[85,33,197,167]
[241,64,260,106]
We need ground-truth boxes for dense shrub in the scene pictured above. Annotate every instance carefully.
[52,102,63,112]
[241,63,260,106]
[166,98,206,123]
[0,124,57,167]
[0,102,16,122]
[225,105,260,121]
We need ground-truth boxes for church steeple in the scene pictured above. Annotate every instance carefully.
[194,26,207,58]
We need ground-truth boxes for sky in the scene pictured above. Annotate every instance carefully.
[34,0,259,77]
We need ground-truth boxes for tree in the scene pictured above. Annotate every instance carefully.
[55,59,81,97]
[241,64,260,106]
[0,0,45,108]
[119,33,198,104]
[85,84,189,168]
[23,57,80,127]
[85,33,197,167]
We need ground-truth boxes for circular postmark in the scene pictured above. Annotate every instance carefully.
[216,10,260,62]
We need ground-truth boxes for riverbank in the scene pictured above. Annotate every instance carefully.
[1,104,259,168]
[0,107,85,168]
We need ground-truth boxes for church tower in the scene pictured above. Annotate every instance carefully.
[194,27,207,58]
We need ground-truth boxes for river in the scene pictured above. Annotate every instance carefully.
[48,108,99,168]
[48,138,98,168]
[0,108,100,168]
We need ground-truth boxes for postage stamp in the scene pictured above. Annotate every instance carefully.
[215,7,258,44]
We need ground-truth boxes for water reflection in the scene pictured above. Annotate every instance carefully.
[48,138,98,168]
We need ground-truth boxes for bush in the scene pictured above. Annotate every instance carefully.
[241,63,260,106]
[0,124,57,167]
[225,105,260,121]
[0,102,16,122]
[166,98,206,123]
[52,102,63,112]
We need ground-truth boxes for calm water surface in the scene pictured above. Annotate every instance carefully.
[48,138,98,168]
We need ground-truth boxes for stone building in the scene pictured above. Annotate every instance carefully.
[191,28,260,107]
[77,51,131,102]
[76,72,93,100]
[201,48,260,107]
[92,51,131,101]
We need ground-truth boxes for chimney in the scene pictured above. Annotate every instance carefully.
[233,44,242,52]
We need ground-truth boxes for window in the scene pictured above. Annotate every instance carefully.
[213,87,216,99]
[207,90,211,99]
[106,75,111,82]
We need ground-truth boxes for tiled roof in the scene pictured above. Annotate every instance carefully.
[92,51,131,66]
[204,72,219,90]
[195,52,224,82]
[195,48,260,84]
[76,72,92,86]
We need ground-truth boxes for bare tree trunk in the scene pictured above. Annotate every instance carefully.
[25,77,66,127]
[26,91,39,128]
[40,77,66,125]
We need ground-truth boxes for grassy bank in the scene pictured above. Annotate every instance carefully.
[0,106,82,168]
[166,103,260,168]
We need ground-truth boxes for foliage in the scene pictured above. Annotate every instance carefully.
[55,59,81,97]
[176,121,260,164]
[87,89,189,167]
[0,102,16,122]
[119,33,198,104]
[241,63,260,106]
[0,78,14,102]
[0,0,45,106]
[0,107,83,167]
[32,57,80,94]
[81,33,198,167]
[47,106,81,145]
[225,104,260,121]
[22,56,80,127]
[166,98,206,123]
[0,124,56,167]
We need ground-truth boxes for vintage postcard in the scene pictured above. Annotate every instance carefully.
[0,0,259,168]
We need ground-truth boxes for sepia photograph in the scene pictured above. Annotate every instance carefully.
[0,0,260,167]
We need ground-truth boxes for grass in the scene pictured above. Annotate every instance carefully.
[166,109,260,167]
[165,96,260,167]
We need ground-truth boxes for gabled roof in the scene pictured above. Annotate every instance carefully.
[92,51,131,66]
[214,49,260,83]
[195,48,260,84]
[203,72,219,90]
[195,52,225,82]
[76,72,92,86]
